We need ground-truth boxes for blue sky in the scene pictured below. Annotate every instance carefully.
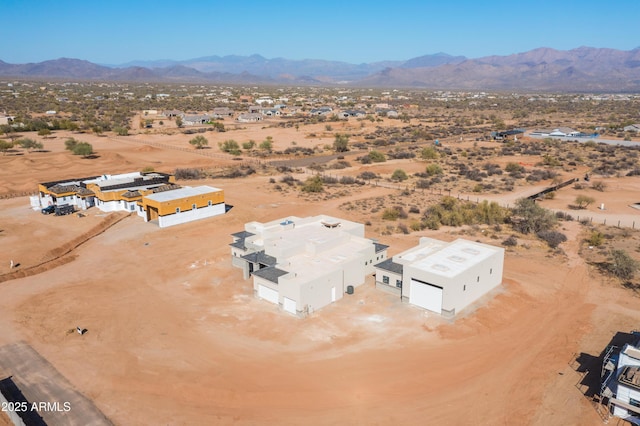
[2,0,638,65]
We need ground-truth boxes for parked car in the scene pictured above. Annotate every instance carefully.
[41,205,55,215]
[54,204,75,216]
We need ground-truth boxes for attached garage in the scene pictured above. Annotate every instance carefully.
[409,278,443,314]
[257,284,279,304]
[283,297,296,314]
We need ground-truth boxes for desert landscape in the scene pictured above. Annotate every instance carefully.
[1,87,640,426]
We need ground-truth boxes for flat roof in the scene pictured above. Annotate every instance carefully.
[375,258,404,275]
[144,185,222,202]
[252,267,289,284]
[411,239,500,278]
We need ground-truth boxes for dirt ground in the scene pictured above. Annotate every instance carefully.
[1,124,639,425]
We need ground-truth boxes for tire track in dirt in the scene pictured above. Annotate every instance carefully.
[0,213,131,284]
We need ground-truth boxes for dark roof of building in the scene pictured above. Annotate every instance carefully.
[241,250,277,266]
[121,190,141,198]
[374,242,389,253]
[229,240,247,250]
[375,258,404,274]
[232,230,255,239]
[252,266,289,284]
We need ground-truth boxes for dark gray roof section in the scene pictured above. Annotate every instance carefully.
[252,267,289,284]
[375,258,404,274]
[374,242,389,253]
[241,250,277,266]
[229,241,247,250]
[232,230,255,239]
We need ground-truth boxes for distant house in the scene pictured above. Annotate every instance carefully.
[237,113,263,123]
[35,172,225,228]
[309,107,333,116]
[162,110,183,118]
[624,124,640,133]
[255,97,274,105]
[0,114,14,125]
[181,114,211,126]
[212,107,234,118]
[338,110,367,119]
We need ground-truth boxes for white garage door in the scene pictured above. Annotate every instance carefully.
[410,279,443,314]
[283,297,296,314]
[257,284,279,305]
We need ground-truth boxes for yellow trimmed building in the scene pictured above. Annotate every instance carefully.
[34,172,225,227]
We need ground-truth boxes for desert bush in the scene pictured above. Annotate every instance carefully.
[425,164,443,176]
[537,230,567,249]
[575,195,596,209]
[592,181,607,192]
[415,179,430,189]
[219,139,241,155]
[421,146,439,159]
[368,150,386,163]
[301,176,323,192]
[502,235,518,247]
[587,231,605,247]
[382,208,400,221]
[608,249,640,280]
[280,175,298,186]
[391,169,408,181]
[545,191,556,200]
[409,206,420,214]
[397,223,410,234]
[174,168,202,180]
[509,198,557,234]
[358,171,379,181]
[339,176,356,185]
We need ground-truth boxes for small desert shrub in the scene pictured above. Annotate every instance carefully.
[537,230,567,249]
[592,181,607,192]
[502,235,518,246]
[587,230,605,247]
[174,168,202,180]
[397,223,410,234]
[301,176,324,193]
[608,249,640,280]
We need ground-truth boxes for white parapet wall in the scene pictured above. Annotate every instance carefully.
[157,203,226,228]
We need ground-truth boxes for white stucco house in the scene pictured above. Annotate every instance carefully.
[374,237,504,317]
[230,215,388,316]
[601,333,640,423]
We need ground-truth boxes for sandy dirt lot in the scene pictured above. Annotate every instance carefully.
[0,124,639,425]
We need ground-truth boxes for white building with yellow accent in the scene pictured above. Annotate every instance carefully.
[35,172,225,227]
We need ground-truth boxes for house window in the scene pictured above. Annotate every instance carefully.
[176,207,180,213]
[396,279,402,288]
[129,205,135,211]
[192,203,197,210]
[477,276,480,282]
[464,285,466,291]
[208,200,212,206]
[629,398,640,415]
[490,268,493,275]
[383,276,389,285]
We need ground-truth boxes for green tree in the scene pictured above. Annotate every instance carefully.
[333,133,350,152]
[18,138,43,152]
[391,169,408,181]
[72,142,94,158]
[0,139,13,155]
[301,175,323,193]
[38,128,52,137]
[575,194,595,209]
[510,198,557,234]
[587,231,605,247]
[175,116,183,128]
[189,135,209,149]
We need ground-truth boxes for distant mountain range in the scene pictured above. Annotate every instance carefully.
[1,47,639,91]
